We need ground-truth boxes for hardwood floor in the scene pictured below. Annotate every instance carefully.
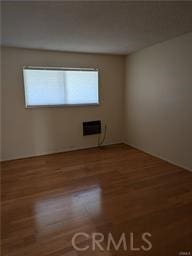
[1,144,192,256]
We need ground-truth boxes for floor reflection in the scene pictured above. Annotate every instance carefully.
[34,185,102,236]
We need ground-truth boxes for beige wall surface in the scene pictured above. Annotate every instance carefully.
[125,32,192,170]
[1,32,192,169]
[1,47,125,160]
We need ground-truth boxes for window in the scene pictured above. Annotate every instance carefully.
[23,67,99,107]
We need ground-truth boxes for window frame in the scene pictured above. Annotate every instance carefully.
[22,66,100,108]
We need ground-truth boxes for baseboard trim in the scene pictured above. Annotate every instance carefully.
[2,141,191,172]
[1,141,124,162]
[124,141,192,172]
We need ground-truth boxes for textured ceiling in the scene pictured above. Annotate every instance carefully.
[1,1,192,54]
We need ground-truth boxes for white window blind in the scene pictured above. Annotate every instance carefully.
[23,67,99,107]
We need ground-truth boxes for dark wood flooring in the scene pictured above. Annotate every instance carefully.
[1,144,192,256]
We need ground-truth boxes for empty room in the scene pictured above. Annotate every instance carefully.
[1,1,192,256]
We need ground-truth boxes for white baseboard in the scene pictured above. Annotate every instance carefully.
[1,141,124,162]
[124,141,192,172]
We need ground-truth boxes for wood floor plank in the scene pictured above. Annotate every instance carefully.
[1,144,192,255]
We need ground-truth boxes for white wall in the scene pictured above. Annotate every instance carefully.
[2,33,192,170]
[1,47,125,160]
[125,33,192,171]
